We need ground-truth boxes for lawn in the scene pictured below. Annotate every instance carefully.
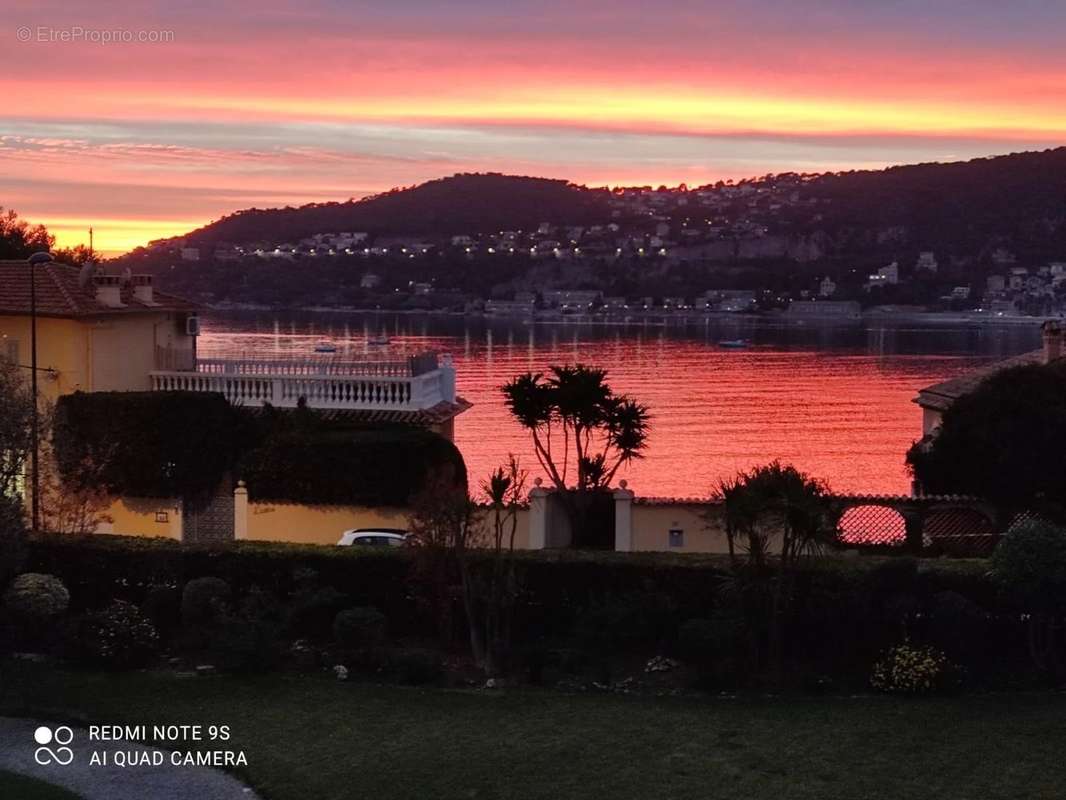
[2,662,1064,800]
[0,769,83,799]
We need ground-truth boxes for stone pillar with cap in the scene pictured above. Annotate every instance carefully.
[233,480,249,540]
[613,479,635,552]
[528,477,549,549]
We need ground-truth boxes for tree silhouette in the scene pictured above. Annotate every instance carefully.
[502,364,649,494]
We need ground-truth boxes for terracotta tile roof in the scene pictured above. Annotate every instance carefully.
[633,496,713,506]
[914,350,1046,412]
[0,260,199,317]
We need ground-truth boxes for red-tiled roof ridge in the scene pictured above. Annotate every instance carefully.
[46,262,83,315]
[0,260,199,317]
[914,349,1054,411]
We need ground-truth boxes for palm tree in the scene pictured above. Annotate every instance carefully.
[712,461,833,681]
[501,364,649,544]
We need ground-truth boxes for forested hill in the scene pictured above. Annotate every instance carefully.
[169,149,1066,261]
[181,174,614,246]
[802,147,1066,259]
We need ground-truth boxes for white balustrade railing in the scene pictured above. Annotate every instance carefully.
[150,353,455,411]
[194,357,423,378]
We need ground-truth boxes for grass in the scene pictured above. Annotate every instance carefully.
[2,662,1064,800]
[0,769,83,800]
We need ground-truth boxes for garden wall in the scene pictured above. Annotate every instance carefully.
[96,496,183,539]
[243,501,411,545]
[631,501,727,553]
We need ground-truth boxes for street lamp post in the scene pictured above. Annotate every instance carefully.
[27,251,53,532]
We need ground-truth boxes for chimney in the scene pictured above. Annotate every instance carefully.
[92,274,125,308]
[1043,320,1064,364]
[132,274,155,305]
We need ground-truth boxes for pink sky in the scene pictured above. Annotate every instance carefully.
[3,1,1066,254]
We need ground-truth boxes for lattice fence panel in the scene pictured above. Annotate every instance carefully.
[923,508,998,556]
[837,505,907,547]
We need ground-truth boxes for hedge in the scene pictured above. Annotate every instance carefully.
[238,425,467,505]
[53,392,466,505]
[22,534,1020,685]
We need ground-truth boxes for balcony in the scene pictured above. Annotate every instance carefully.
[150,351,458,413]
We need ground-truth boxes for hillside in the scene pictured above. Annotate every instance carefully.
[802,148,1066,260]
[181,173,614,246]
[115,149,1066,313]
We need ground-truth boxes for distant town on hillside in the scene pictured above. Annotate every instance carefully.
[112,148,1066,316]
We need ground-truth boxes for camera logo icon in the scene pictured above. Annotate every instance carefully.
[34,726,74,765]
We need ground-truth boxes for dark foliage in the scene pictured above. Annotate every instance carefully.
[180,577,232,628]
[53,391,237,499]
[0,207,53,259]
[333,607,387,649]
[239,425,467,506]
[61,600,159,669]
[24,534,1043,687]
[53,392,466,506]
[0,495,27,590]
[907,361,1066,508]
[807,148,1066,261]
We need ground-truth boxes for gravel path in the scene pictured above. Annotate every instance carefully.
[0,717,260,800]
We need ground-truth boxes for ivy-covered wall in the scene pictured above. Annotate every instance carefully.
[53,392,466,507]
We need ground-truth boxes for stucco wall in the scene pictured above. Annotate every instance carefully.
[631,502,731,553]
[96,496,183,539]
[0,316,90,401]
[90,312,193,392]
[477,507,531,550]
[0,311,195,399]
[245,502,411,545]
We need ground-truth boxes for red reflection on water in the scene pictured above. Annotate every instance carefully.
[449,340,982,497]
[200,322,988,498]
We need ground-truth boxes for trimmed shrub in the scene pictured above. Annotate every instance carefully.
[210,615,281,674]
[334,607,387,649]
[3,573,69,624]
[63,600,160,669]
[181,577,231,628]
[991,520,1066,612]
[286,586,349,641]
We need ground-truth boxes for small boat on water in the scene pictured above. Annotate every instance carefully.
[313,342,338,353]
[717,339,750,349]
[367,334,390,346]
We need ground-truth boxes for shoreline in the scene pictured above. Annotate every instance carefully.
[206,302,1052,328]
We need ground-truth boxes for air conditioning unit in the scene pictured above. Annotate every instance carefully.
[185,315,201,336]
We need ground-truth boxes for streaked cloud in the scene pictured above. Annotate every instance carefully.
[2,0,1065,252]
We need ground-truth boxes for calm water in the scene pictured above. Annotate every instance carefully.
[198,313,1041,497]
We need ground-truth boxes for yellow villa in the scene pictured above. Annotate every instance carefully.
[0,260,200,401]
[0,258,470,543]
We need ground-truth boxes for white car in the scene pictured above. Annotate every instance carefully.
[337,528,409,547]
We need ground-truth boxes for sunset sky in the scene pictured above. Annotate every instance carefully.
[4,1,1066,255]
